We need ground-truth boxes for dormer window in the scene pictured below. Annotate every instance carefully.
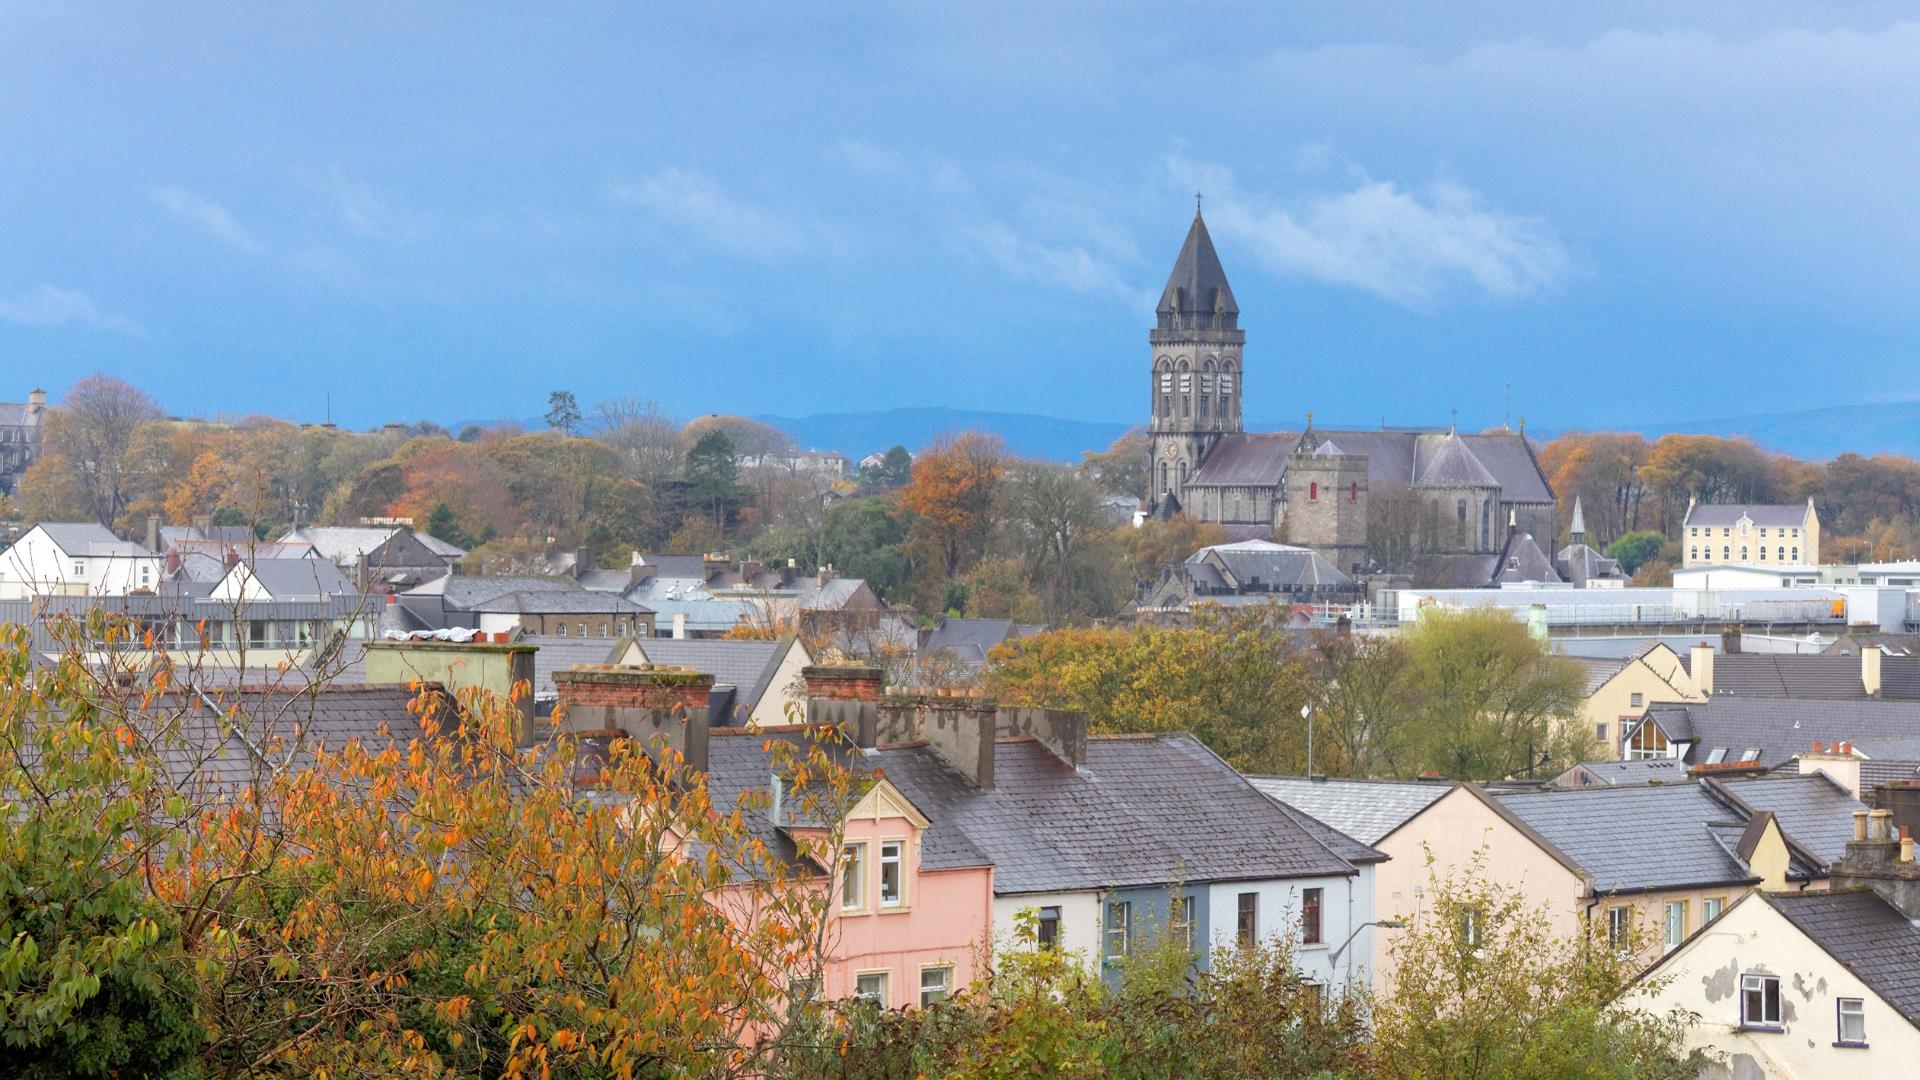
[879,840,905,907]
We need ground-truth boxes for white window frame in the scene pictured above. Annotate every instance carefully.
[1741,973,1781,1028]
[1036,905,1061,950]
[1664,900,1687,952]
[840,841,868,912]
[853,969,888,1006]
[1104,899,1131,960]
[1702,896,1725,923]
[1606,905,1631,951]
[1301,887,1324,945]
[1837,997,1866,1045]
[71,559,85,578]
[1169,895,1195,951]
[878,839,905,908]
[918,965,952,1008]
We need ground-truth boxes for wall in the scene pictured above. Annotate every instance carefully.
[1206,869,1372,991]
[750,639,813,728]
[1371,786,1587,992]
[0,530,162,598]
[1579,656,1702,756]
[991,892,1101,961]
[1628,896,1920,1079]
[824,813,992,1009]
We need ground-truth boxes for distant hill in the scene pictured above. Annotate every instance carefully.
[754,407,1134,462]
[1630,401,1920,460]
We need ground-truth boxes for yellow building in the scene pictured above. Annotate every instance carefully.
[1682,497,1819,568]
[1569,641,1704,755]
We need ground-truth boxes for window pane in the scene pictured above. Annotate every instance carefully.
[1237,892,1258,947]
[1105,901,1129,958]
[855,971,887,1005]
[840,845,863,909]
[919,967,950,1007]
[1838,998,1865,1043]
[1302,888,1323,945]
[1036,906,1060,950]
[879,842,902,906]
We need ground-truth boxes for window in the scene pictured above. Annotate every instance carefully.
[1169,896,1194,951]
[1301,888,1323,945]
[879,840,904,907]
[1159,371,1173,392]
[1630,692,1644,708]
[919,966,952,1007]
[555,622,567,636]
[139,564,151,586]
[247,620,270,648]
[1705,747,1727,764]
[1759,527,1767,538]
[1689,546,1696,560]
[578,622,587,637]
[1741,973,1781,1027]
[1301,981,1325,1016]
[840,843,866,911]
[1595,721,1609,743]
[1740,748,1761,762]
[1237,892,1258,947]
[71,559,85,577]
[1349,481,1358,502]
[854,970,888,1006]
[1036,906,1061,950]
[1792,547,1799,561]
[1777,547,1784,561]
[1703,896,1725,923]
[1459,905,1482,949]
[786,976,820,1009]
[1837,997,1866,1045]
[1740,546,1748,560]
[1758,546,1767,560]
[1690,528,1698,538]
[1104,900,1131,959]
[1627,722,1671,759]
[1606,906,1631,950]
[1722,546,1731,560]
[1723,527,1731,537]
[1664,900,1687,952]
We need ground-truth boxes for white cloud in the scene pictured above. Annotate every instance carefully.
[152,186,259,251]
[610,168,840,263]
[0,284,140,333]
[949,220,1147,307]
[833,138,973,196]
[1169,158,1571,309]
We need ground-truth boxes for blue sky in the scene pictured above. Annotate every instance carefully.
[6,3,1920,434]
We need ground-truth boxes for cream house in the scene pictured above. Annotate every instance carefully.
[1682,498,1819,568]
[1569,641,1704,755]
[1624,810,1920,1080]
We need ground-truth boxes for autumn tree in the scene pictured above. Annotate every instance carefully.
[1536,431,1651,543]
[1004,463,1128,622]
[900,431,1009,590]
[1079,429,1150,499]
[590,395,681,484]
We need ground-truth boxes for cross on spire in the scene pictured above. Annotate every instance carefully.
[1449,406,1458,434]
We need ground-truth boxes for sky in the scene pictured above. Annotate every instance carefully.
[5,3,1920,435]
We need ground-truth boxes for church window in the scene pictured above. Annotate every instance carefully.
[1201,373,1212,393]
[1160,395,1170,418]
[1199,396,1209,419]
[1309,482,1318,501]
[1481,502,1491,550]
[1159,372,1172,393]
[1220,374,1233,394]
[1160,462,1169,492]
[1456,500,1468,547]
[1179,373,1191,393]
[1181,395,1189,418]
[1179,462,1189,484]
[1350,482,1358,502]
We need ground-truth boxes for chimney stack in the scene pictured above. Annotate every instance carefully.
[1832,804,1920,918]
[877,688,996,788]
[1722,626,1742,655]
[803,663,883,746]
[552,665,714,774]
[1863,646,1883,697]
[145,513,161,554]
[1690,642,1715,695]
[191,513,212,539]
[1798,740,1863,798]
[671,612,688,640]
[571,547,592,579]
[363,635,539,747]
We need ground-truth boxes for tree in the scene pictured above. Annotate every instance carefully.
[682,429,746,536]
[1400,607,1587,780]
[42,373,163,526]
[900,431,1009,585]
[1605,530,1666,574]
[1372,859,1707,1080]
[544,389,581,435]
[591,395,681,483]
[1006,463,1127,622]
[860,445,913,489]
[1079,429,1150,499]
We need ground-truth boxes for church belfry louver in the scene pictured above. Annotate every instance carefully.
[1147,208,1243,515]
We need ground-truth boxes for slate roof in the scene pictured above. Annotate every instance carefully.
[1185,433,1297,487]
[1716,772,1867,867]
[921,617,1042,670]
[1414,432,1501,489]
[636,638,794,718]
[1684,503,1810,528]
[1495,783,1766,894]
[409,574,579,607]
[1631,698,1920,769]
[1764,890,1920,1023]
[631,554,710,579]
[1551,758,1693,787]
[1557,543,1623,587]
[1711,654,1869,698]
[1191,540,1353,590]
[1491,530,1560,585]
[1157,211,1238,321]
[521,635,634,700]
[472,591,646,615]
[1571,656,1632,697]
[37,522,154,558]
[235,557,358,600]
[1248,777,1452,845]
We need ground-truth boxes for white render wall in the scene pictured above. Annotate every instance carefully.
[0,528,162,599]
[1207,868,1374,991]
[992,892,1100,960]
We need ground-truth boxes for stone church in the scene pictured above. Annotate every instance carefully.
[1145,211,1557,582]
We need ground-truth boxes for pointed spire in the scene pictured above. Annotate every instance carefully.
[1157,209,1238,328]
[1569,496,1587,543]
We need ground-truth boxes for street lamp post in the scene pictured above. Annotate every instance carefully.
[1328,917,1406,969]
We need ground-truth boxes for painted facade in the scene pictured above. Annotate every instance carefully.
[0,524,163,598]
[1577,643,1704,756]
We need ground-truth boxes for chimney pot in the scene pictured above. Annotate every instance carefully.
[1902,827,1914,864]
[1853,809,1870,842]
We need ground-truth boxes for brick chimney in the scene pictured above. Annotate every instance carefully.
[1831,808,1920,919]
[1690,642,1715,695]
[628,550,650,589]
[803,662,883,746]
[1721,626,1742,655]
[552,665,713,773]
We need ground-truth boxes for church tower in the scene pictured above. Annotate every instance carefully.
[1148,207,1243,515]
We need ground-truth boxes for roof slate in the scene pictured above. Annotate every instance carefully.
[1495,783,1762,893]
[1712,654,1869,699]
[1764,890,1920,1023]
[1636,697,1920,769]
[1684,503,1809,528]
[1248,776,1451,845]
[1717,772,1867,867]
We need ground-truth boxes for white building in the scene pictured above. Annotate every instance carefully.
[0,523,163,599]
